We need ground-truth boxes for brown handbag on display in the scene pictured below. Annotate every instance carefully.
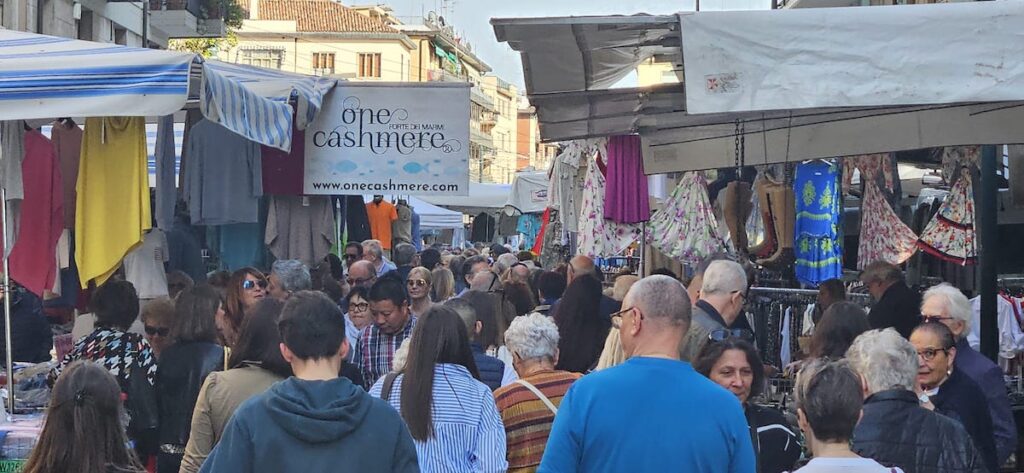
[748,177,778,259]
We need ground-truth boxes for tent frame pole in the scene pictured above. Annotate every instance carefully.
[2,189,13,418]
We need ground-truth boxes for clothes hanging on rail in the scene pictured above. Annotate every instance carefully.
[266,195,336,267]
[577,151,641,259]
[76,117,150,288]
[968,296,1024,360]
[471,212,496,243]
[941,146,981,186]
[365,199,398,249]
[8,130,63,297]
[50,119,82,230]
[648,172,726,266]
[858,181,919,269]
[517,213,542,250]
[603,135,649,224]
[392,201,413,247]
[918,168,977,265]
[154,115,176,231]
[793,161,842,286]
[123,229,169,299]
[260,129,305,196]
[343,195,372,243]
[184,119,263,226]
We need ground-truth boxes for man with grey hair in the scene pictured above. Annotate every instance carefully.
[859,260,920,338]
[494,313,581,472]
[267,260,311,301]
[494,253,519,279]
[846,328,987,473]
[540,276,755,473]
[362,239,396,278]
[922,283,1017,464]
[391,243,416,282]
[444,298,515,389]
[680,259,749,362]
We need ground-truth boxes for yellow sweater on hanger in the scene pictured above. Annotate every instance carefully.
[75,117,151,288]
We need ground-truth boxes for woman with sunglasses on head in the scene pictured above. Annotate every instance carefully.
[693,338,801,473]
[407,266,434,317]
[23,361,146,473]
[910,322,998,473]
[222,268,268,348]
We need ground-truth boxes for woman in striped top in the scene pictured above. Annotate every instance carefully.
[370,306,508,473]
[493,313,582,472]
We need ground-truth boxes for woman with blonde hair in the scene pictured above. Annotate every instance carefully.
[431,267,456,302]
[595,328,627,370]
[407,266,434,317]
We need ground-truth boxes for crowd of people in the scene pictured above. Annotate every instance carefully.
[22,238,1015,473]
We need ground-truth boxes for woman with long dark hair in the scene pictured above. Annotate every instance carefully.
[552,275,611,373]
[23,361,146,473]
[369,306,507,472]
[156,285,225,473]
[694,338,801,473]
[808,301,871,359]
[179,299,293,473]
[221,268,268,347]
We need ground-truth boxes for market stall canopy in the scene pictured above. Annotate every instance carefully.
[361,195,463,230]
[419,182,513,215]
[493,2,1024,173]
[0,29,333,152]
[0,29,194,120]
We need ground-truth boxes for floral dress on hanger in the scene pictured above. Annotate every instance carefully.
[858,180,920,269]
[575,150,641,259]
[918,168,977,265]
[647,172,727,266]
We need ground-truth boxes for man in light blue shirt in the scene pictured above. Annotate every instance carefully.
[539,275,756,473]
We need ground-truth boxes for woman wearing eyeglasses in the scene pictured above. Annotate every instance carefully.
[910,322,998,473]
[222,268,268,348]
[407,267,434,317]
[693,338,801,473]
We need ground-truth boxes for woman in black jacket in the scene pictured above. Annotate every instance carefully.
[911,322,997,473]
[694,338,801,473]
[156,285,225,473]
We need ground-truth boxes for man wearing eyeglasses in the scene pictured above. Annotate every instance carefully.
[921,283,1016,466]
[342,242,363,271]
[540,276,755,473]
[680,260,750,363]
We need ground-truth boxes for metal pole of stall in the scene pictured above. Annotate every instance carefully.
[2,189,13,418]
[979,145,999,361]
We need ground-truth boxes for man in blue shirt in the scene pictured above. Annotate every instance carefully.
[539,275,756,473]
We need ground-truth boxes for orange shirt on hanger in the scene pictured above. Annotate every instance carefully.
[366,200,398,249]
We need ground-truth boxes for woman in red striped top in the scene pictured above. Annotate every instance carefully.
[494,313,582,473]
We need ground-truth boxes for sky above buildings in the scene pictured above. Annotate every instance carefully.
[390,0,772,89]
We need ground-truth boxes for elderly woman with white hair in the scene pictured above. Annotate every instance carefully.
[921,283,1017,466]
[493,313,582,472]
[846,328,987,473]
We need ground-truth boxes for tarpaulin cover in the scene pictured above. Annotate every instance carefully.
[680,2,1024,114]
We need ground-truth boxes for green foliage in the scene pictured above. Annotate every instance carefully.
[168,30,238,58]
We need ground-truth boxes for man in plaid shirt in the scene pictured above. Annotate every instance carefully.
[353,274,417,388]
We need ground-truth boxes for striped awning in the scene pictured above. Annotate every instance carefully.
[0,29,195,120]
[199,60,336,152]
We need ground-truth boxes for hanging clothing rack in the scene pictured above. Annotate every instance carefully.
[749,286,873,299]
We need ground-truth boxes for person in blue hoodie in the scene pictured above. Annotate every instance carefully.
[199,291,419,473]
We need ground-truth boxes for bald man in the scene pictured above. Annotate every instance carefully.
[346,260,377,290]
[554,255,621,320]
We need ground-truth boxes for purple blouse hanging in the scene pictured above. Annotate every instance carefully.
[603,135,650,224]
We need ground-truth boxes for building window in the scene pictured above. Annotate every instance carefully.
[358,53,382,78]
[241,49,284,70]
[312,52,335,75]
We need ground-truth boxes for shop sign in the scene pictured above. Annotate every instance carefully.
[304,82,471,196]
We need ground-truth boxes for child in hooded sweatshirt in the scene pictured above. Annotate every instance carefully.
[199,291,418,473]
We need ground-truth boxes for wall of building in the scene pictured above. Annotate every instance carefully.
[224,26,413,80]
[480,76,519,183]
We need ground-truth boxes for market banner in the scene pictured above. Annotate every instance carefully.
[303,82,471,196]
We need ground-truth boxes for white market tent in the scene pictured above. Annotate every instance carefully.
[419,182,513,215]
[0,29,334,152]
[492,1,1024,173]
[361,195,463,230]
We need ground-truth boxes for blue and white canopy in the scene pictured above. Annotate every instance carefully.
[0,29,334,151]
[0,29,195,120]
